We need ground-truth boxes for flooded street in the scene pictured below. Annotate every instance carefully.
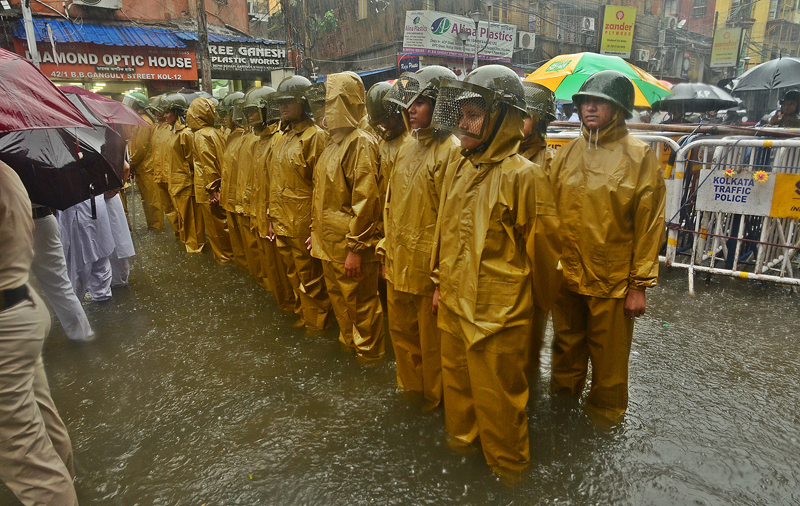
[3,193,798,505]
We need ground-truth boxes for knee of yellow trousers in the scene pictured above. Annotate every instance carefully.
[441,330,478,444]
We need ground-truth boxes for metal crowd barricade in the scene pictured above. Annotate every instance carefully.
[663,137,800,294]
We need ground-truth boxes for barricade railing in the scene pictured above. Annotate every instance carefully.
[663,136,800,294]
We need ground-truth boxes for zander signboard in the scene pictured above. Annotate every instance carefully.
[599,6,637,58]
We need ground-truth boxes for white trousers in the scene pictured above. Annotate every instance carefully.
[73,257,112,302]
[31,215,94,341]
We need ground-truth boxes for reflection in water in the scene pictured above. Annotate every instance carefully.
[2,193,797,505]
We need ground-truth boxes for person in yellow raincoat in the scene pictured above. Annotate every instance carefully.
[269,76,332,330]
[126,92,163,229]
[188,97,233,264]
[164,93,205,253]
[148,95,181,236]
[245,88,296,312]
[519,81,562,378]
[310,72,385,359]
[366,81,407,208]
[218,92,248,270]
[430,65,559,476]
[377,66,460,407]
[549,70,666,424]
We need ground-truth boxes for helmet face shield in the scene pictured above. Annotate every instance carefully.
[432,80,492,140]
[243,105,264,127]
[385,74,422,109]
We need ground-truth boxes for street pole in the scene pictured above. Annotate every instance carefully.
[21,0,41,68]
[196,0,212,93]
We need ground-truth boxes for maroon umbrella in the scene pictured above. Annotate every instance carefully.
[58,86,149,127]
[0,48,92,134]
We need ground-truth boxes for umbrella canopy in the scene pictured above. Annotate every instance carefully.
[525,52,672,108]
[731,57,800,92]
[0,48,92,134]
[59,86,149,127]
[652,82,738,113]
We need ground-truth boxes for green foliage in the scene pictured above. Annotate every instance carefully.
[310,10,338,34]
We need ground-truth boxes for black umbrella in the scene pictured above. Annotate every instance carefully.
[652,83,738,113]
[731,57,800,92]
[177,87,215,104]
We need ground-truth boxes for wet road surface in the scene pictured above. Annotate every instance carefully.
[2,192,798,505]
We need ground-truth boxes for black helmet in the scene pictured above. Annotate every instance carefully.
[273,75,312,103]
[780,88,799,104]
[163,93,189,113]
[243,86,277,126]
[572,70,634,118]
[522,81,556,123]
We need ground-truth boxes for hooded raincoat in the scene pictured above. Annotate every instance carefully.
[433,107,559,473]
[233,129,268,284]
[149,121,179,232]
[220,127,247,268]
[549,113,666,421]
[188,98,232,264]
[167,117,204,252]
[128,113,163,229]
[310,73,384,357]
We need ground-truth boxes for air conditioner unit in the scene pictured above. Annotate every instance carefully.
[247,0,257,17]
[71,0,122,8]
[636,49,650,61]
[517,31,536,50]
[664,16,679,30]
[580,16,596,32]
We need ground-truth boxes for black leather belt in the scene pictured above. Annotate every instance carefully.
[0,285,30,311]
[32,207,53,220]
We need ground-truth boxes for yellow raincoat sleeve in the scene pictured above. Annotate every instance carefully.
[193,132,223,194]
[343,135,381,253]
[525,162,563,311]
[629,149,666,290]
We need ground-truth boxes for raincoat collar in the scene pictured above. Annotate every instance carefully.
[464,108,524,166]
[579,111,628,150]
[282,116,314,134]
[257,122,279,138]
[187,97,215,131]
[325,73,366,132]
[519,132,546,159]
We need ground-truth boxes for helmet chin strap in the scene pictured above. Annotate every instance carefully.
[461,107,507,158]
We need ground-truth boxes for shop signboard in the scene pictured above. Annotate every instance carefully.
[207,42,286,77]
[598,6,637,58]
[710,28,742,68]
[397,54,420,73]
[402,10,515,63]
[13,39,197,81]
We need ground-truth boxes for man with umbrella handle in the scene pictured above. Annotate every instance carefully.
[549,70,666,426]
[767,88,800,128]
[0,160,79,505]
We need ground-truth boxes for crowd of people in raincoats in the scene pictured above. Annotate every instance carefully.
[126,65,667,479]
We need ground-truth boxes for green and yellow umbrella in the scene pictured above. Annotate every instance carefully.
[524,52,672,107]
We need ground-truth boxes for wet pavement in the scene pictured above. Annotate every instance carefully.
[2,191,798,505]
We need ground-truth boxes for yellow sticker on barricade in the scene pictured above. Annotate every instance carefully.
[769,173,800,219]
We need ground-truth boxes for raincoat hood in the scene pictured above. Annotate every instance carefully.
[464,107,524,166]
[519,131,546,159]
[187,97,215,131]
[325,73,366,134]
[579,109,628,149]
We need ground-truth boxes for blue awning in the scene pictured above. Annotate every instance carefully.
[317,66,396,82]
[15,18,186,48]
[174,32,283,45]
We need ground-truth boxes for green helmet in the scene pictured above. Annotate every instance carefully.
[145,95,165,116]
[414,66,457,102]
[124,91,148,110]
[305,81,327,126]
[243,86,277,126]
[273,75,312,103]
[216,91,244,126]
[572,70,634,119]
[367,82,404,140]
[384,72,420,110]
[522,81,556,123]
[163,93,189,113]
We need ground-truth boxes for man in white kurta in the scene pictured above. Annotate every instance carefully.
[104,192,135,287]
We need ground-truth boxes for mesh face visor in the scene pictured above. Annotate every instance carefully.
[384,75,422,109]
[306,82,326,125]
[431,80,491,140]
[231,102,245,127]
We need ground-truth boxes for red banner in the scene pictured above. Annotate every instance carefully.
[13,39,198,81]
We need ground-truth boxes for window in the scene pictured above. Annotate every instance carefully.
[423,0,435,10]
[491,0,509,23]
[358,0,367,20]
[691,0,707,17]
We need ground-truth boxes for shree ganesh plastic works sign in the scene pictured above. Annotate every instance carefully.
[599,6,637,59]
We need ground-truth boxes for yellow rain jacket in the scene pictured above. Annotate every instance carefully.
[550,114,666,298]
[433,110,555,347]
[128,113,154,171]
[233,131,256,215]
[310,73,381,264]
[150,121,173,184]
[269,117,328,238]
[188,98,225,198]
[167,117,194,197]
[253,123,282,237]
[219,127,245,213]
[380,127,461,295]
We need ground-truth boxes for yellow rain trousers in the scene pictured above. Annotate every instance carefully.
[150,121,180,235]
[128,113,163,229]
[167,118,205,253]
[270,117,331,329]
[549,114,666,422]
[310,73,384,357]
[236,131,268,283]
[379,124,461,405]
[188,98,233,264]
[432,108,560,473]
[220,128,248,269]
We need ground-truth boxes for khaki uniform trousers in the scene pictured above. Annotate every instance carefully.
[440,305,531,473]
[199,203,233,264]
[386,282,441,406]
[135,172,163,229]
[276,236,331,329]
[257,236,296,313]
[156,183,180,236]
[172,192,205,253]
[0,289,78,505]
[226,212,249,270]
[322,260,385,359]
[238,217,267,289]
[551,287,634,421]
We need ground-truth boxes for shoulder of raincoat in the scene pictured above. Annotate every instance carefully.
[431,110,554,346]
[220,127,245,212]
[379,127,461,295]
[268,118,328,237]
[128,113,154,170]
[376,131,408,202]
[253,124,282,237]
[188,98,226,197]
[550,114,666,298]
[167,118,195,196]
[232,131,257,215]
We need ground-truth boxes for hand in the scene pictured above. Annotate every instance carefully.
[769,112,782,125]
[624,289,646,319]
[344,251,362,278]
[305,236,312,251]
[267,222,275,242]
[431,288,440,315]
[209,191,220,205]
